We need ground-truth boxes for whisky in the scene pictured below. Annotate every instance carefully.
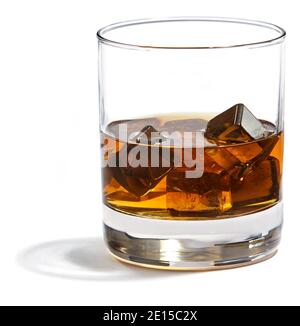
[101,104,283,220]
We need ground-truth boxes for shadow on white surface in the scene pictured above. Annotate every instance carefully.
[17,238,177,281]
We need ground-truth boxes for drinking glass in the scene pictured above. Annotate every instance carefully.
[97,17,286,270]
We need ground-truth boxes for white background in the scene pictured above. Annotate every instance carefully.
[0,0,298,306]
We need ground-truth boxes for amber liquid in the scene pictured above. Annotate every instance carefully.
[101,114,283,220]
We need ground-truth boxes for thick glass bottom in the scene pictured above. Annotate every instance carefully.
[103,203,282,271]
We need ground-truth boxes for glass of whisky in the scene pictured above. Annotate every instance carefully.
[97,17,286,270]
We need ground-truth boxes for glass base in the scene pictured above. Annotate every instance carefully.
[103,203,282,271]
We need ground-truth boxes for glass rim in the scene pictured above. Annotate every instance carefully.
[97,16,286,50]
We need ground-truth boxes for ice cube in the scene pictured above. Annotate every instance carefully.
[231,157,281,205]
[227,143,263,163]
[199,190,232,213]
[131,125,166,145]
[226,121,278,164]
[205,119,278,180]
[107,125,172,197]
[166,169,231,213]
[107,118,161,140]
[205,147,240,170]
[205,103,266,144]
